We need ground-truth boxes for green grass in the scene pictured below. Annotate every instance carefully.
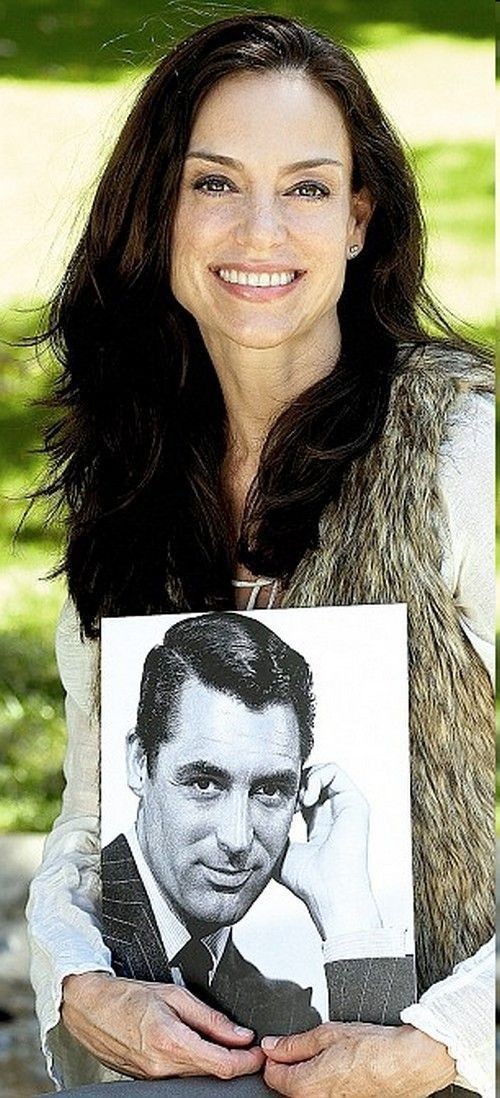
[0,0,492,83]
[0,621,65,831]
[0,311,66,831]
[415,141,493,340]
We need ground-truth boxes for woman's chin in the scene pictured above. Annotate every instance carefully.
[218,321,302,352]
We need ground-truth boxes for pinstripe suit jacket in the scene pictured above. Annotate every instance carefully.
[102,833,415,1041]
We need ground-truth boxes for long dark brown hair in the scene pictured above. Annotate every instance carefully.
[35,13,479,637]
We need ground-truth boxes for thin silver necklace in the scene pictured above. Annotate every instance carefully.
[231,576,279,610]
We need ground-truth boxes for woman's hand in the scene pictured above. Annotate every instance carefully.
[62,971,265,1079]
[261,1021,456,1097]
[277,763,380,940]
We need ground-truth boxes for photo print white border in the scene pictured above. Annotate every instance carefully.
[101,603,413,1019]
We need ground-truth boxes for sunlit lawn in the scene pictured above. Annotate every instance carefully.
[0,0,490,82]
[0,311,66,830]
[0,15,494,831]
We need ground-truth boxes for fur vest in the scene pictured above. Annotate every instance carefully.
[281,344,494,995]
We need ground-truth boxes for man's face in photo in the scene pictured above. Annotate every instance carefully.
[132,676,302,932]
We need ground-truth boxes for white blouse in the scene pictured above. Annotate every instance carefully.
[26,391,495,1095]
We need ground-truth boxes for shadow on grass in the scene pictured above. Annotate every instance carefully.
[0,0,492,83]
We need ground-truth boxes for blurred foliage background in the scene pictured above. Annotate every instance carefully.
[0,1,494,831]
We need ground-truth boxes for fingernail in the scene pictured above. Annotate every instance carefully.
[261,1036,279,1049]
[234,1025,253,1037]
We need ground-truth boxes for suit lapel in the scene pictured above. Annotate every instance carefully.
[102,833,172,983]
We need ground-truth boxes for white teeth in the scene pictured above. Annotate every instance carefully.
[216,269,298,287]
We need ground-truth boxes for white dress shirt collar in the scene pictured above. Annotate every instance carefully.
[126,824,230,981]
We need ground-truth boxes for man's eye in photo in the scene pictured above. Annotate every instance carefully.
[191,775,218,792]
[255,783,285,801]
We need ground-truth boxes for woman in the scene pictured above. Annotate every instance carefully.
[26,13,494,1098]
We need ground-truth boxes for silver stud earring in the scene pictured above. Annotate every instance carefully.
[348,244,361,258]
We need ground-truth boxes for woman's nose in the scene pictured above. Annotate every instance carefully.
[216,793,254,857]
[235,197,287,250]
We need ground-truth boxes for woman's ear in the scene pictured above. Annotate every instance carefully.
[347,186,375,258]
[126,730,148,796]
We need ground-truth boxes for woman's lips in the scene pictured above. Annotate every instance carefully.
[210,268,306,301]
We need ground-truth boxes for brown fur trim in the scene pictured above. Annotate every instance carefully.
[282,345,495,993]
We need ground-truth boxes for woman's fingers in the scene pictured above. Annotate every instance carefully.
[61,972,264,1079]
[65,994,263,1079]
[153,1011,265,1078]
[163,984,254,1045]
[263,1059,305,1096]
[61,1001,142,1076]
[262,1023,339,1062]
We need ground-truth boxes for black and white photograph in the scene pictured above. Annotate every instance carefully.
[101,604,416,1039]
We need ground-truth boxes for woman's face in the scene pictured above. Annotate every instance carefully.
[171,70,371,353]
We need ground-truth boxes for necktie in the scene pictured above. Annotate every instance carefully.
[173,938,213,991]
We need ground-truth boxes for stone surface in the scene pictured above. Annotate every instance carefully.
[0,834,53,1097]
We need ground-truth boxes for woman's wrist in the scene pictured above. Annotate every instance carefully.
[390,1024,456,1095]
[62,970,114,1006]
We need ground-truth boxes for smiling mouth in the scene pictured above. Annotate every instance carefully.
[209,266,306,301]
[213,267,304,287]
[202,865,255,890]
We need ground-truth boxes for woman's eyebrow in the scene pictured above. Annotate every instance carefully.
[185,151,343,171]
[283,157,344,171]
[185,151,243,168]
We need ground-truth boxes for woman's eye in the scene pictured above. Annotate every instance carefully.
[192,175,235,195]
[290,181,330,199]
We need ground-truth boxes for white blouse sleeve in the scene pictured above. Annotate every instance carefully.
[438,390,495,681]
[400,940,495,1098]
[400,390,495,1098]
[25,598,114,1088]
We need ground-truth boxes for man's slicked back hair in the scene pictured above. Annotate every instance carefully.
[136,612,315,771]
